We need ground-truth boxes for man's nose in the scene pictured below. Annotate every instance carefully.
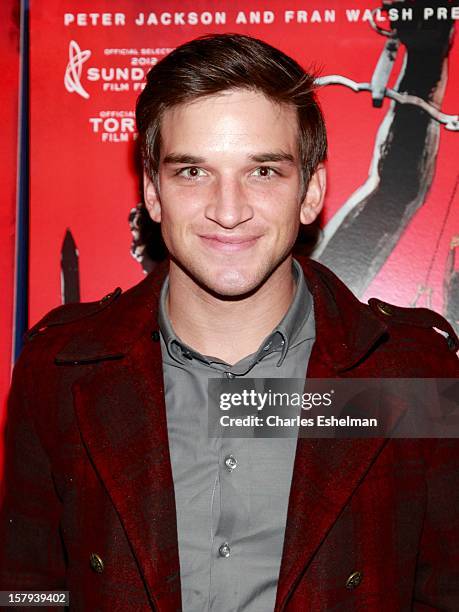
[205,176,254,228]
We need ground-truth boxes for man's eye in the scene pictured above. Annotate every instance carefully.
[252,167,278,178]
[177,167,206,179]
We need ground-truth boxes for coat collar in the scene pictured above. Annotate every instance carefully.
[55,256,387,370]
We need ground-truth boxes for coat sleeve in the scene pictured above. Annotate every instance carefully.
[413,438,459,611]
[413,341,459,611]
[0,347,66,591]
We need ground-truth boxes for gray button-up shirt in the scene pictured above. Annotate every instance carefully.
[158,259,316,612]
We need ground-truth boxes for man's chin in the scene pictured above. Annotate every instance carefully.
[196,269,266,300]
[170,255,279,300]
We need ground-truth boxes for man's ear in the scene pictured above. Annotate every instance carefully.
[143,171,162,223]
[300,164,326,225]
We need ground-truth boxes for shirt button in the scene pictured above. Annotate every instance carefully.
[225,372,235,379]
[218,542,231,558]
[224,455,237,471]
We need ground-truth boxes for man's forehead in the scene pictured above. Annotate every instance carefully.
[163,87,296,115]
[159,89,300,156]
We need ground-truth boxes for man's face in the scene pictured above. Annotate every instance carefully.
[144,88,325,297]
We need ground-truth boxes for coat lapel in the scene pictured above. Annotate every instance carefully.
[274,360,388,609]
[275,259,390,610]
[72,334,181,611]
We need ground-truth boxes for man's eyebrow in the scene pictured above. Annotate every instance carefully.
[162,151,296,165]
[249,152,295,164]
[162,153,206,164]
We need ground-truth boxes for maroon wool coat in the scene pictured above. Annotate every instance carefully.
[0,257,458,611]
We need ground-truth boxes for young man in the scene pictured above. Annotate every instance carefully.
[1,34,458,611]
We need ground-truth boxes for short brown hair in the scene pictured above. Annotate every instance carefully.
[136,33,327,189]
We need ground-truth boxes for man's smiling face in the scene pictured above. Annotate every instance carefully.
[144,88,325,298]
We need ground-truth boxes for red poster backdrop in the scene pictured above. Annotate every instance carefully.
[0,0,19,478]
[28,0,458,324]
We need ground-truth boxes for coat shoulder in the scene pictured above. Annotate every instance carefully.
[23,287,123,343]
[367,298,458,375]
[368,298,458,349]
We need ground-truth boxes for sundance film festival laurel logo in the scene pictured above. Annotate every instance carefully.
[64,40,91,99]
[63,40,150,100]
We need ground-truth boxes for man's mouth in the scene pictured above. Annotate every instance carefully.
[198,233,261,252]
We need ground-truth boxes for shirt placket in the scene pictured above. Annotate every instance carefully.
[208,433,249,611]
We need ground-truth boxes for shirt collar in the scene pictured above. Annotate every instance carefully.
[157,258,313,368]
[272,257,314,365]
[157,276,190,365]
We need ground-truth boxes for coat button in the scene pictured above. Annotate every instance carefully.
[99,287,121,304]
[99,293,113,304]
[151,330,160,342]
[89,552,104,574]
[376,301,393,316]
[345,570,363,590]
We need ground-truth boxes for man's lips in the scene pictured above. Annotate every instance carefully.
[198,234,261,252]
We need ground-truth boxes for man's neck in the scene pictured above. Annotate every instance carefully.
[166,258,296,365]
